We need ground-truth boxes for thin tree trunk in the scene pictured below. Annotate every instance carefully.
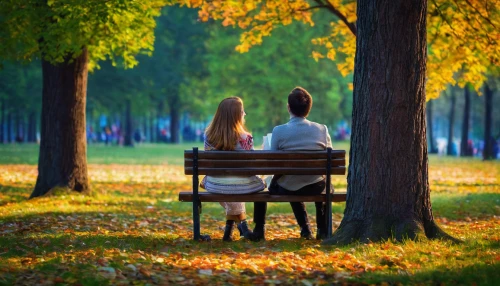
[460,87,471,156]
[170,101,180,144]
[483,83,494,160]
[447,91,456,156]
[143,117,148,143]
[0,99,4,143]
[124,99,133,147]
[7,111,12,143]
[149,112,154,143]
[31,48,90,198]
[15,110,23,143]
[156,101,164,143]
[323,0,456,245]
[27,111,35,142]
[426,99,437,153]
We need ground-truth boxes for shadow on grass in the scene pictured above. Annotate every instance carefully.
[0,185,31,205]
[432,192,500,219]
[0,233,173,259]
[357,261,500,286]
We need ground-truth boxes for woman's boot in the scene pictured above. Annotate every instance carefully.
[237,219,254,240]
[223,220,235,242]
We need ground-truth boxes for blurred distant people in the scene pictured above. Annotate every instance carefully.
[436,138,447,156]
[334,121,350,141]
[105,127,112,145]
[134,129,143,144]
[87,126,97,143]
[15,134,23,143]
[464,139,474,156]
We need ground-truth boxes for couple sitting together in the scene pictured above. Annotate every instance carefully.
[202,87,332,242]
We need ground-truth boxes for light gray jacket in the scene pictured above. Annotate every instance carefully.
[271,116,332,191]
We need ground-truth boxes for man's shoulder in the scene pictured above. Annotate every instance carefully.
[272,124,288,133]
[304,119,327,130]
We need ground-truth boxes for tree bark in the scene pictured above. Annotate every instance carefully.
[426,99,437,153]
[483,83,494,160]
[447,91,456,156]
[460,87,471,156]
[31,48,90,198]
[323,0,456,245]
[123,99,134,147]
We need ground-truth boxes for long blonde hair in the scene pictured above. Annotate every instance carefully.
[205,97,248,151]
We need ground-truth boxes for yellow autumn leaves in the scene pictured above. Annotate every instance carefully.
[171,0,498,98]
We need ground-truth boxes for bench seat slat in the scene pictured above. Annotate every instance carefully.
[178,191,347,202]
[185,158,346,168]
[185,150,346,160]
[184,167,346,176]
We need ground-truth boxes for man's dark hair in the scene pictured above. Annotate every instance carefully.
[288,87,313,117]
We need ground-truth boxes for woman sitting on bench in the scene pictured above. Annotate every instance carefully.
[202,97,265,241]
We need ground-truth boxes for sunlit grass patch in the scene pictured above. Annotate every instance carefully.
[0,146,499,285]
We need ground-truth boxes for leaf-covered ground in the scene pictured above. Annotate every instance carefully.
[0,144,499,285]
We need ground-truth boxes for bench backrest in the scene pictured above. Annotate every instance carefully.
[184,148,346,176]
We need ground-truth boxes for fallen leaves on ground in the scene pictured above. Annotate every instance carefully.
[0,160,499,285]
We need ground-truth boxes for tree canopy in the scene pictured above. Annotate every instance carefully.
[170,0,499,99]
[0,0,164,69]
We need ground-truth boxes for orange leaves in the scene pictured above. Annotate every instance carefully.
[1,157,500,284]
[177,0,498,100]
[311,51,325,62]
[187,0,314,54]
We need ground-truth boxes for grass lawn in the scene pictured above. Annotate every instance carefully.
[0,143,499,285]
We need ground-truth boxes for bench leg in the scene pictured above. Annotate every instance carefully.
[193,200,201,240]
[327,201,333,238]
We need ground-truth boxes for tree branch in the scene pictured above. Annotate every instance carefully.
[464,0,497,29]
[312,0,357,36]
[298,5,329,12]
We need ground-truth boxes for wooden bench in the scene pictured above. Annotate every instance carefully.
[179,147,347,240]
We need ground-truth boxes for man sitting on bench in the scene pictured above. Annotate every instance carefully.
[253,87,333,241]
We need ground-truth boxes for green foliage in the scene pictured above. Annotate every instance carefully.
[0,61,41,114]
[86,6,209,122]
[204,13,351,135]
[0,0,165,69]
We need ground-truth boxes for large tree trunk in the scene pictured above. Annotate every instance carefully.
[323,0,456,245]
[483,83,494,160]
[447,91,456,155]
[460,87,471,156]
[31,48,90,198]
[123,99,134,147]
[426,99,437,153]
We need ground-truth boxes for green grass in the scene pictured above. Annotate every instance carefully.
[0,142,499,285]
[0,143,205,165]
[0,141,351,165]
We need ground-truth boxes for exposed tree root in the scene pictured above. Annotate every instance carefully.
[322,218,461,246]
[424,219,463,243]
